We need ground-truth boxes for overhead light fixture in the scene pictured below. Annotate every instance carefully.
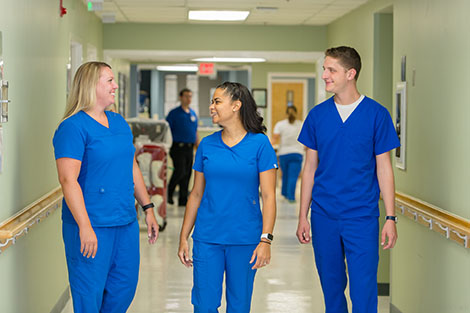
[156,64,198,72]
[191,57,266,63]
[101,13,116,23]
[188,10,250,21]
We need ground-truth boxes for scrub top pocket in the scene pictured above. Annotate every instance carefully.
[345,133,374,164]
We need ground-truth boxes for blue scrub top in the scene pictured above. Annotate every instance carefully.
[192,131,278,245]
[53,110,137,227]
[166,106,198,143]
[298,96,400,218]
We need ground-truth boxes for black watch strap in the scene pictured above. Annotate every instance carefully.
[142,203,155,211]
[385,215,397,223]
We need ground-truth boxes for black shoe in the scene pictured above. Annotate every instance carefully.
[158,219,167,232]
[167,198,174,205]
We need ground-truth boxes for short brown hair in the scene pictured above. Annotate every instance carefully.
[325,46,361,80]
[179,88,192,97]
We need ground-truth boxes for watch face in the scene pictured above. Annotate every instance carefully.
[261,233,274,241]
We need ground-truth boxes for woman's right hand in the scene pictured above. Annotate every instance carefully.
[178,239,193,267]
[79,225,98,258]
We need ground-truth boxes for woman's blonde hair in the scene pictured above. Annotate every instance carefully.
[62,62,112,120]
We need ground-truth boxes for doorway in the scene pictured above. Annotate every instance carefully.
[270,80,306,137]
[267,73,315,135]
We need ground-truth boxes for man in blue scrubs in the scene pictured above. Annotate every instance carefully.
[296,46,400,313]
[166,88,198,206]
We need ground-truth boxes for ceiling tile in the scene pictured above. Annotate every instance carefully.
[86,0,372,26]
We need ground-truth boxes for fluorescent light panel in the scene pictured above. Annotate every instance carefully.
[191,57,266,63]
[102,13,116,24]
[188,10,250,21]
[156,64,198,72]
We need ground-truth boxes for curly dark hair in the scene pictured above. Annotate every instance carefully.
[216,82,266,134]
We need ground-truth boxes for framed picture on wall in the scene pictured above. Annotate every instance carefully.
[252,88,267,108]
[395,82,407,170]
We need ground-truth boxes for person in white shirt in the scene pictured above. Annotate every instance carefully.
[272,106,304,202]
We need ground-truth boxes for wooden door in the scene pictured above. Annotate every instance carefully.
[271,82,304,136]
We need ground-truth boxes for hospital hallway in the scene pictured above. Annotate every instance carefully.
[60,192,390,313]
[3,1,470,312]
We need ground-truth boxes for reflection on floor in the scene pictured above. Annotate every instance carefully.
[61,195,390,313]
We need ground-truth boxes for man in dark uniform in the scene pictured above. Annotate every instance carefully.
[166,88,198,206]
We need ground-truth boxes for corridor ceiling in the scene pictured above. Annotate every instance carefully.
[87,0,369,25]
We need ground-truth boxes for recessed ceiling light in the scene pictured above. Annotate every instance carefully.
[102,13,116,24]
[188,10,250,21]
[156,64,198,72]
[191,57,266,63]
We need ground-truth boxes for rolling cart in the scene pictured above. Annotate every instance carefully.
[135,144,168,231]
[127,118,172,231]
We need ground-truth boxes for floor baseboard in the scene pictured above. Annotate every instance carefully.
[390,303,403,313]
[50,286,70,313]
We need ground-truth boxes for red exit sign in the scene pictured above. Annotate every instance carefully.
[198,63,215,76]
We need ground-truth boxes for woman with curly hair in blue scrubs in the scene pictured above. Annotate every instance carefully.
[53,62,159,313]
[178,82,278,313]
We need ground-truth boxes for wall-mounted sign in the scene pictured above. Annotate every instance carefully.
[198,63,215,76]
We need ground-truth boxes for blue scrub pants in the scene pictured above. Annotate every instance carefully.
[62,220,140,313]
[279,153,303,201]
[311,213,379,313]
[191,240,258,313]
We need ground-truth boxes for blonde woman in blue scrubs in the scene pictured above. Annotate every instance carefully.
[53,62,159,313]
[178,82,278,313]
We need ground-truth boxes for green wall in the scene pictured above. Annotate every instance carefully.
[393,0,470,219]
[0,0,103,312]
[251,63,317,89]
[328,0,470,312]
[373,13,393,111]
[104,23,327,52]
[392,0,470,311]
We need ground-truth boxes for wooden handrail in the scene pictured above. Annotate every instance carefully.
[0,186,63,254]
[395,191,470,248]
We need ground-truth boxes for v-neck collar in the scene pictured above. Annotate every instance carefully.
[82,110,111,129]
[219,131,249,149]
[331,96,365,126]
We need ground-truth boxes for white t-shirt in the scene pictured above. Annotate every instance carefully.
[335,95,365,122]
[273,119,304,156]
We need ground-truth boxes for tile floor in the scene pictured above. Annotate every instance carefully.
[61,195,390,313]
